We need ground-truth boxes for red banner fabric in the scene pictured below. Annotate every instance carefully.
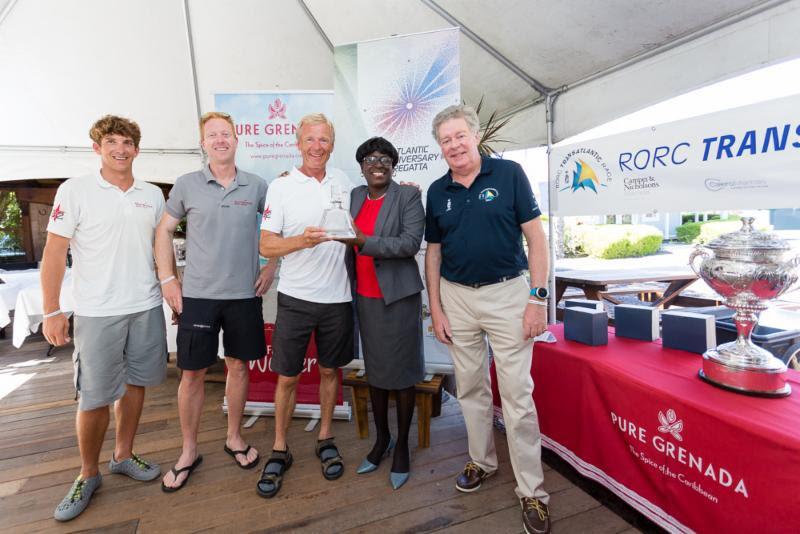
[492,324,800,533]
[246,323,343,405]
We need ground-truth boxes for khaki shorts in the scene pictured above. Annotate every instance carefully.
[72,305,167,411]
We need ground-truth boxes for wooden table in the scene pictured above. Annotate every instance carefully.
[555,267,699,309]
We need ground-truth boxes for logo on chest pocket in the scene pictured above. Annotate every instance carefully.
[478,188,499,202]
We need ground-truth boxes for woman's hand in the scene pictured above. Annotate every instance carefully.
[332,225,366,249]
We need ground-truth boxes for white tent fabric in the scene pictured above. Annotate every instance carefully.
[1,0,798,183]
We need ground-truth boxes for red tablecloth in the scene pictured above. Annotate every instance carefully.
[492,324,800,533]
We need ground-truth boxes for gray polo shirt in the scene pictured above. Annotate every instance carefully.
[166,165,267,299]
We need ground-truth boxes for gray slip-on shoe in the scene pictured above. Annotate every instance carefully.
[53,473,102,522]
[109,453,160,481]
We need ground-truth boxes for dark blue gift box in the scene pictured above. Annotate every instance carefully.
[615,304,660,342]
[661,311,716,354]
[565,307,608,346]
[564,299,604,311]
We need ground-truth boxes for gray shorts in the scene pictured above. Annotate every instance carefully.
[73,305,167,411]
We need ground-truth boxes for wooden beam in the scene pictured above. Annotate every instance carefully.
[7,187,58,205]
[18,202,34,261]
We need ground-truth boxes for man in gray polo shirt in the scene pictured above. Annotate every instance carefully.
[156,111,275,492]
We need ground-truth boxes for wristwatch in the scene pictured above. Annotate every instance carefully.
[529,287,549,300]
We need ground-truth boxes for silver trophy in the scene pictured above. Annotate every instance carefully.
[689,217,800,397]
[320,183,356,239]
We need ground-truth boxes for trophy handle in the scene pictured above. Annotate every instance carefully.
[688,246,710,275]
[778,255,800,294]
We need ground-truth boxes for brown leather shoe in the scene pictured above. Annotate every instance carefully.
[521,497,551,534]
[455,461,495,493]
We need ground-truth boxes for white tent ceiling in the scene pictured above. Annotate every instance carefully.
[1,0,798,183]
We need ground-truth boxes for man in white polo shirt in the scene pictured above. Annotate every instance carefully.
[256,113,354,498]
[42,115,167,521]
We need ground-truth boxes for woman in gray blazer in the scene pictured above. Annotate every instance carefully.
[342,137,425,490]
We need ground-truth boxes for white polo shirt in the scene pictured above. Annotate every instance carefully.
[261,166,352,303]
[47,173,165,316]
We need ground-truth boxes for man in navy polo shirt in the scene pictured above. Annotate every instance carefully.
[425,105,551,534]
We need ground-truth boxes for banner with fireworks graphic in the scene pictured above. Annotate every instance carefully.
[332,28,460,188]
[333,28,461,374]
[214,90,333,183]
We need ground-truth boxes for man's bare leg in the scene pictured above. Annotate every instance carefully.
[162,368,206,488]
[272,374,299,451]
[317,366,338,440]
[113,384,144,461]
[224,357,257,465]
[77,407,110,479]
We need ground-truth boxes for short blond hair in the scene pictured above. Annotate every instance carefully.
[200,111,237,141]
[89,115,141,148]
[296,113,335,144]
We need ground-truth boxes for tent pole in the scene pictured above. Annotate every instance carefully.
[545,93,557,325]
[181,0,203,127]
[0,0,18,29]
[297,0,333,52]
[420,0,551,95]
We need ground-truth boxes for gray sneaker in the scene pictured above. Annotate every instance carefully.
[53,473,102,521]
[109,453,160,481]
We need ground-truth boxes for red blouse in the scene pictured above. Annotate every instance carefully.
[354,196,385,298]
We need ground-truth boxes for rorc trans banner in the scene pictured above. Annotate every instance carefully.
[549,94,800,216]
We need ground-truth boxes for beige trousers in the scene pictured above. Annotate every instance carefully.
[441,276,548,502]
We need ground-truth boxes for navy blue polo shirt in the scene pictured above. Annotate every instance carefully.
[425,157,541,285]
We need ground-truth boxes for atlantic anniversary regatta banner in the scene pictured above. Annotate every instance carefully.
[333,28,461,373]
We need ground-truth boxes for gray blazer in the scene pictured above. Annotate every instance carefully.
[347,180,425,305]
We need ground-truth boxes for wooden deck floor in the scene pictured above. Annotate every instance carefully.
[0,332,645,534]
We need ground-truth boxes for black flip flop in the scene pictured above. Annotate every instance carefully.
[316,438,344,481]
[256,449,293,499]
[224,444,260,469]
[161,455,203,493]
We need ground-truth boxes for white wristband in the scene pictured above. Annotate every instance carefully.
[43,309,62,319]
[528,299,547,307]
[160,275,176,285]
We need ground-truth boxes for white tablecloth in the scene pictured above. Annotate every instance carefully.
[0,268,44,329]
[13,273,75,347]
[11,279,222,355]
[0,268,43,287]
[0,287,13,328]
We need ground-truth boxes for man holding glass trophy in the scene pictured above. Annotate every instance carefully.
[257,113,355,498]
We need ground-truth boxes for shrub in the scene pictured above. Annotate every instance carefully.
[694,219,771,244]
[0,192,22,251]
[676,222,702,243]
[567,224,663,259]
[676,215,747,243]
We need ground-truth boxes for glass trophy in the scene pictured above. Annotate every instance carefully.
[320,183,356,239]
